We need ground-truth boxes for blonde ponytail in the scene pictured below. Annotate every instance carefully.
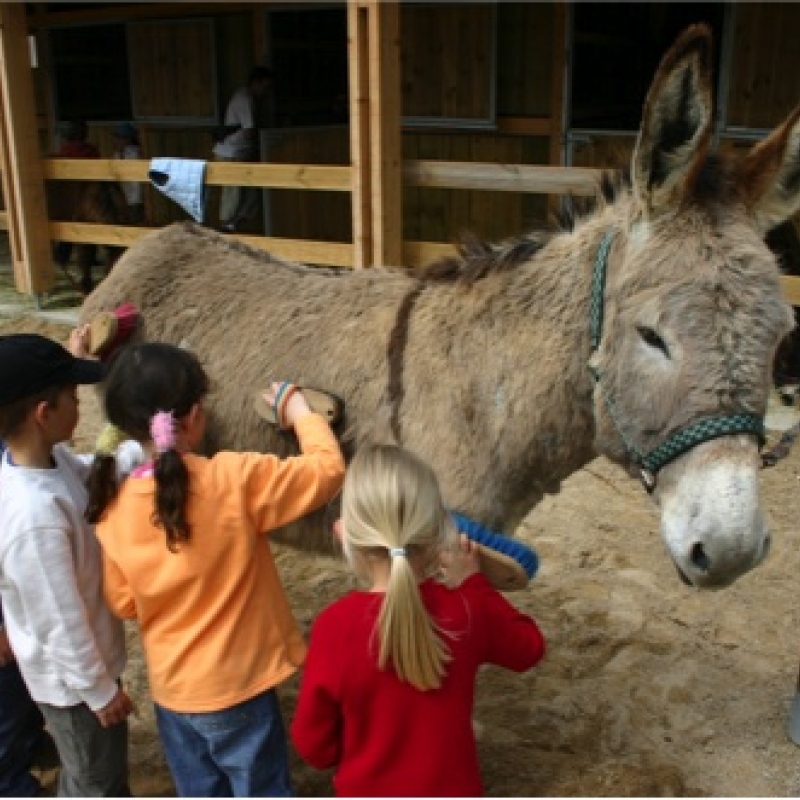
[341,444,454,691]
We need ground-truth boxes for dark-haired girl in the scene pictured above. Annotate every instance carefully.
[86,342,345,797]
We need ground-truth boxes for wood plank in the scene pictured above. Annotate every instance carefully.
[548,0,567,216]
[781,275,800,307]
[28,3,259,29]
[403,239,456,268]
[0,3,54,294]
[404,160,599,195]
[44,159,352,191]
[496,116,552,137]
[49,222,355,268]
[368,0,401,266]
[43,157,598,197]
[348,0,373,267]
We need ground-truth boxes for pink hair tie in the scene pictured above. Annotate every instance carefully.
[150,410,177,454]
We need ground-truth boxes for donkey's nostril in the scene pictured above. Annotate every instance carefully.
[690,542,711,573]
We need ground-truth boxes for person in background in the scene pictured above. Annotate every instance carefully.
[291,443,546,797]
[53,121,100,282]
[112,122,145,226]
[212,66,273,233]
[57,120,99,159]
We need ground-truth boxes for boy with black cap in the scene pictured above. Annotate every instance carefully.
[0,329,142,797]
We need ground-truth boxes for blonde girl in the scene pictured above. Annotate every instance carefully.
[291,443,545,797]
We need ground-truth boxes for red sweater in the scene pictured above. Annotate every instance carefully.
[291,573,545,797]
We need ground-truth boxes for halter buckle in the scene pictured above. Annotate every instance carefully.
[639,468,657,494]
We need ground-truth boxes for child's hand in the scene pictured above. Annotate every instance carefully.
[95,687,135,728]
[439,533,481,588]
[68,324,94,360]
[261,382,312,429]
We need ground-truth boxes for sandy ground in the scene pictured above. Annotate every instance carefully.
[5,312,800,798]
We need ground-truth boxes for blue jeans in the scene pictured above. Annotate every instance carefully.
[155,689,292,797]
[0,660,45,797]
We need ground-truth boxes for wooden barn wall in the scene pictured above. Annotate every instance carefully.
[128,18,216,120]
[266,127,351,243]
[495,2,554,118]
[727,3,800,130]
[401,3,493,122]
[33,2,556,244]
[403,132,550,242]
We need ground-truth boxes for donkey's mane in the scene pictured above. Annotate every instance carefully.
[417,153,742,287]
[418,170,626,286]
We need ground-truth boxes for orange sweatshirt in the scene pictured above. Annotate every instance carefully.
[96,414,344,713]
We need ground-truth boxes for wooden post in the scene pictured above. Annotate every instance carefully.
[548,0,568,216]
[0,3,53,294]
[347,0,401,268]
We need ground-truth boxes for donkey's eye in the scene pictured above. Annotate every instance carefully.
[637,326,670,357]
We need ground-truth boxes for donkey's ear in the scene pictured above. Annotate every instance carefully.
[736,105,800,234]
[632,24,714,216]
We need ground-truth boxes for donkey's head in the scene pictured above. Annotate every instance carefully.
[588,25,797,588]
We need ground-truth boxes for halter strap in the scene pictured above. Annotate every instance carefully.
[589,231,765,491]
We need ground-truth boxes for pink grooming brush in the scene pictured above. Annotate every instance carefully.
[89,302,140,359]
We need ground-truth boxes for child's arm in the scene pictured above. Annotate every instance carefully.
[290,613,344,770]
[445,535,545,672]
[465,573,546,672]
[6,528,123,711]
[101,552,137,620]
[242,391,345,532]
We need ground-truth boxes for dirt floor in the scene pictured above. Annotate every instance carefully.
[5,311,800,798]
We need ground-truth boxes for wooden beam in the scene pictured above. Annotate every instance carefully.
[0,3,53,294]
[367,0,401,267]
[781,275,800,307]
[348,0,373,268]
[548,1,568,216]
[27,3,262,29]
[43,159,352,191]
[347,0,401,268]
[404,160,600,196]
[48,222,354,268]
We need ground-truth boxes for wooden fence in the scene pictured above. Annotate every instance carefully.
[1,157,799,305]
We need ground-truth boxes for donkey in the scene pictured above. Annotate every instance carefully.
[83,25,798,589]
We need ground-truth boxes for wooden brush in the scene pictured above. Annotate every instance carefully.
[89,302,140,358]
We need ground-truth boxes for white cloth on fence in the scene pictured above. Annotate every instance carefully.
[148,158,207,223]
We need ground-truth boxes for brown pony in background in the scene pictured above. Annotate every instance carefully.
[47,179,130,295]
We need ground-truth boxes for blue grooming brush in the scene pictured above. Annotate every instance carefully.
[450,512,539,591]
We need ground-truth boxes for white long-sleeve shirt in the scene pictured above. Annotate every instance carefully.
[0,442,143,710]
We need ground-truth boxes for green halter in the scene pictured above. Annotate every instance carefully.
[589,230,765,492]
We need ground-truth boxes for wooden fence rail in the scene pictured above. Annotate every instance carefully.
[1,158,799,303]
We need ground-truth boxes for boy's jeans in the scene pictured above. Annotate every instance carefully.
[0,660,45,797]
[155,688,292,797]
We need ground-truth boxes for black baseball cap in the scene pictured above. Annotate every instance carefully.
[0,334,104,405]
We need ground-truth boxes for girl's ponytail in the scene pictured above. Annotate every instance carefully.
[150,410,191,552]
[342,444,454,691]
[378,547,450,691]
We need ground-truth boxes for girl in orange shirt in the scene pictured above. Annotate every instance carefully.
[86,342,344,797]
